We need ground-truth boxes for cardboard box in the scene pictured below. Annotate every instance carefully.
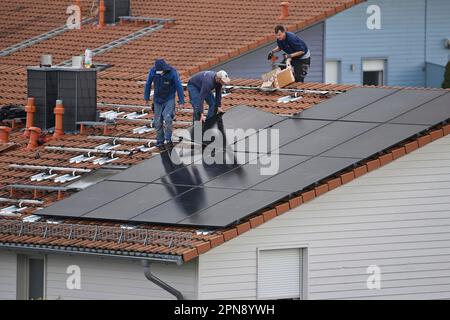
[274,68,295,88]
[261,67,280,88]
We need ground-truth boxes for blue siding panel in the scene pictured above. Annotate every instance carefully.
[426,0,450,66]
[325,0,445,87]
[426,62,446,88]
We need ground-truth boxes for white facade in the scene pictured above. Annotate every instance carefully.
[198,134,450,300]
[1,134,450,300]
[0,252,198,300]
[0,250,17,300]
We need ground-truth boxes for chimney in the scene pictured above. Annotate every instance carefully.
[99,0,106,28]
[0,126,11,144]
[279,2,290,20]
[24,97,36,137]
[27,127,41,150]
[53,100,65,139]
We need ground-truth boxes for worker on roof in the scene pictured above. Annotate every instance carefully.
[268,25,311,83]
[144,58,185,149]
[187,70,231,122]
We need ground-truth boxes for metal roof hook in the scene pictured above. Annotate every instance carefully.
[113,138,118,146]
[18,201,24,208]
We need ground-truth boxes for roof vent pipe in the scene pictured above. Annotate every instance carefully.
[143,260,184,300]
[53,100,65,139]
[98,0,106,28]
[27,127,41,150]
[24,97,36,138]
[0,126,11,144]
[279,2,290,20]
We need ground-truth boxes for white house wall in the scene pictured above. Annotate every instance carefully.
[0,250,17,300]
[198,134,450,300]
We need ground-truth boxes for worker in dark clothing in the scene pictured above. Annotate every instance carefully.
[267,25,311,83]
[187,70,231,122]
[144,58,185,149]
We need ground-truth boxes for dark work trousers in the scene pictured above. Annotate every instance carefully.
[281,57,311,83]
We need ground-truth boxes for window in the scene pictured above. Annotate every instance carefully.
[362,59,386,86]
[325,60,340,84]
[257,248,307,300]
[16,254,46,300]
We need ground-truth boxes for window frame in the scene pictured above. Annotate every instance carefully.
[16,253,47,300]
[361,57,388,86]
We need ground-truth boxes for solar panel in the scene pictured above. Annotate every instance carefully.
[36,89,450,228]
[204,154,311,190]
[322,123,428,158]
[108,146,197,183]
[152,151,248,187]
[37,181,145,218]
[277,121,378,156]
[341,90,446,123]
[295,88,399,121]
[391,92,450,125]
[251,156,360,193]
[82,183,193,221]
[177,189,287,227]
[183,105,284,146]
[130,186,243,224]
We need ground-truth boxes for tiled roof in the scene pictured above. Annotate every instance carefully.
[0,80,348,262]
[7,0,446,263]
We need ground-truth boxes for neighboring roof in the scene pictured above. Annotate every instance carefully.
[0,0,365,105]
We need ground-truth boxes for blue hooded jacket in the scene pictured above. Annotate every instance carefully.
[144,59,185,104]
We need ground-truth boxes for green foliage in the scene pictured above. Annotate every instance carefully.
[443,60,450,89]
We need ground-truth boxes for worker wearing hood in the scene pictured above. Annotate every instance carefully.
[144,58,185,148]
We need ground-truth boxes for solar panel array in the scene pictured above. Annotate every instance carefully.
[37,89,450,227]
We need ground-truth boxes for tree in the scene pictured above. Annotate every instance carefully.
[443,60,450,89]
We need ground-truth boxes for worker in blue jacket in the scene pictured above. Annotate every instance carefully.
[267,25,311,83]
[187,70,231,122]
[144,58,185,149]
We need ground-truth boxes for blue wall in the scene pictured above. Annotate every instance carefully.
[325,0,450,87]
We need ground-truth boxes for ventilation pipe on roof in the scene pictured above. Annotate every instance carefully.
[0,126,11,144]
[98,0,106,28]
[27,127,41,150]
[53,100,65,139]
[143,260,184,300]
[24,97,36,138]
[279,2,290,20]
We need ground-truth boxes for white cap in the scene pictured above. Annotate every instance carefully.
[216,70,231,83]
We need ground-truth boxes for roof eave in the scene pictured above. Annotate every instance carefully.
[0,242,184,265]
